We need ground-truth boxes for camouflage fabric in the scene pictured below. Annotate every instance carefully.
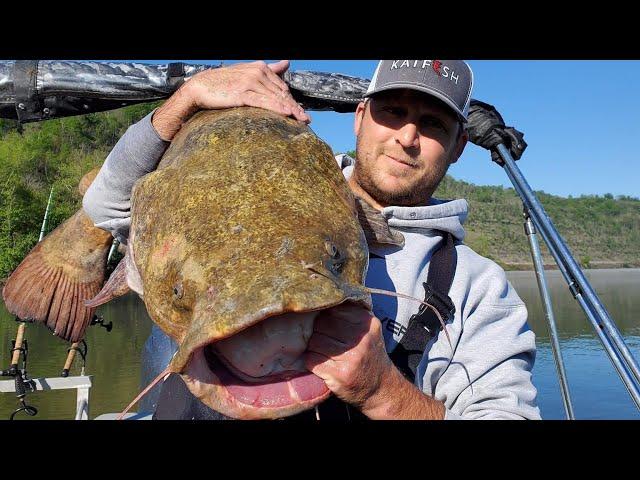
[284,70,368,112]
[0,61,367,122]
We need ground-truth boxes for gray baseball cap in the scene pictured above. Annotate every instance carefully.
[364,60,474,122]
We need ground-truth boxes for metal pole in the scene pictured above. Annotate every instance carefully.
[107,239,119,264]
[496,143,640,408]
[531,209,640,409]
[524,211,575,419]
[498,143,640,382]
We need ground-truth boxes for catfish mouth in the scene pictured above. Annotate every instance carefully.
[203,345,329,410]
[180,310,331,419]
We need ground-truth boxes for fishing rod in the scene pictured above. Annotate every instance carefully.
[0,186,54,418]
[61,340,87,377]
[60,314,112,377]
[39,187,54,242]
[0,326,38,419]
[9,186,53,374]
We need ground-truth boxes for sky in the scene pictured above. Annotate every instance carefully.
[139,60,640,199]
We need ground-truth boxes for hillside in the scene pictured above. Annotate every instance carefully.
[1,106,638,282]
[434,175,640,270]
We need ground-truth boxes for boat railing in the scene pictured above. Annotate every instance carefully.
[0,375,92,420]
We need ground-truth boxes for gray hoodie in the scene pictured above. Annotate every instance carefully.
[84,111,541,420]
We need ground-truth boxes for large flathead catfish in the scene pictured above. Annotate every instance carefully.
[5,107,376,419]
[118,107,373,418]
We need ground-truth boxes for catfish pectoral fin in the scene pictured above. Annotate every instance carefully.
[1,208,113,342]
[85,255,131,308]
[354,197,405,247]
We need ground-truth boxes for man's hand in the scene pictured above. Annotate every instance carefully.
[303,303,446,420]
[152,60,310,141]
[303,304,392,410]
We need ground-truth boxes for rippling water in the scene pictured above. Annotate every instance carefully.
[1,268,638,420]
[509,269,640,419]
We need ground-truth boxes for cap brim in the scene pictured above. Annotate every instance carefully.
[364,83,467,123]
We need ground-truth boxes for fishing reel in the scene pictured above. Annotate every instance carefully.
[1,325,39,420]
[91,314,113,332]
[59,315,111,377]
[10,373,38,420]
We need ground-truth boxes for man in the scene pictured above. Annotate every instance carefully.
[83,59,541,420]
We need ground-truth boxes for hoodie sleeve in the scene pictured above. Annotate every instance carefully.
[431,255,541,420]
[82,110,169,244]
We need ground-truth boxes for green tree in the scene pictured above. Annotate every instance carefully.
[0,103,157,281]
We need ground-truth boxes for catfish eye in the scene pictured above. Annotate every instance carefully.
[324,240,345,276]
[325,240,340,259]
[173,283,184,299]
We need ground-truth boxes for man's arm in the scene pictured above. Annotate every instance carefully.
[433,276,540,419]
[151,60,309,141]
[420,256,540,420]
[83,60,309,241]
[82,110,170,244]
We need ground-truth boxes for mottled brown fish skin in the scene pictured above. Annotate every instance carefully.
[129,107,371,373]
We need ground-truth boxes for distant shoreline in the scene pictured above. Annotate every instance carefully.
[499,262,639,271]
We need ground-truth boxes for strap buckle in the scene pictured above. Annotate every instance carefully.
[409,283,456,336]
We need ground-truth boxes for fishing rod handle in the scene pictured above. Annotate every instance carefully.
[61,343,79,377]
[10,323,26,367]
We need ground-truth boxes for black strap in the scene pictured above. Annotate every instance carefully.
[426,231,457,296]
[389,231,456,381]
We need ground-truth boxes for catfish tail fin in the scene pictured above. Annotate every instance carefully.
[2,208,113,342]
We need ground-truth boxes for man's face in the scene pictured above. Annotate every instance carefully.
[352,89,468,208]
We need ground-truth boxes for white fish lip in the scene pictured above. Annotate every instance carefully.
[204,344,307,384]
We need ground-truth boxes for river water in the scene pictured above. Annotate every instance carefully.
[1,268,638,420]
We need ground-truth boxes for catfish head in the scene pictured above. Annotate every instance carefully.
[88,108,372,419]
